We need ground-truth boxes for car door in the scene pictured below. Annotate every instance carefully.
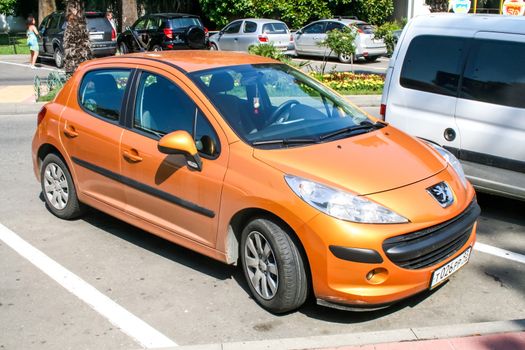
[129,16,148,51]
[237,20,257,51]
[58,66,133,209]
[37,15,51,55]
[216,20,242,51]
[44,13,61,54]
[454,32,525,195]
[295,21,326,55]
[120,68,227,247]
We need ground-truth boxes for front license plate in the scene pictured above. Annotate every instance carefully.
[430,247,471,289]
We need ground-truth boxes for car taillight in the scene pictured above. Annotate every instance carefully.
[380,103,386,120]
[111,28,116,41]
[258,35,268,43]
[37,106,47,125]
[163,28,173,39]
[204,27,209,35]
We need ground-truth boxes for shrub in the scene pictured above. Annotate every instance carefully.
[374,20,406,57]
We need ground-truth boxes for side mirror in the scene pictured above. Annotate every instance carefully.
[158,130,203,171]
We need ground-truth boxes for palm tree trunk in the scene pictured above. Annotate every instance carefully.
[38,0,56,25]
[63,0,92,76]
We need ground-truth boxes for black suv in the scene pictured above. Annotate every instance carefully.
[117,13,207,53]
[38,11,117,68]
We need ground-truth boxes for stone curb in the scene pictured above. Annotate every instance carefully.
[154,319,525,350]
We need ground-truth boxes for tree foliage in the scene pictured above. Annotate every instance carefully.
[0,0,17,15]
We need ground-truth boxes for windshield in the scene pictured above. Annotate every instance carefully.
[189,64,371,148]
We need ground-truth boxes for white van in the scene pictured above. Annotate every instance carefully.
[381,14,525,201]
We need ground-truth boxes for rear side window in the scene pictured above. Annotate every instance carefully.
[303,22,325,34]
[400,35,467,96]
[461,39,525,108]
[79,69,131,121]
[262,22,288,34]
[169,17,202,29]
[244,21,257,33]
[48,14,60,30]
[326,22,345,32]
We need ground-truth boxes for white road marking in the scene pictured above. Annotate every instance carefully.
[0,223,178,349]
[474,241,525,264]
[0,60,63,72]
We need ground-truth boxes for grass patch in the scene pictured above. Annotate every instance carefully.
[0,36,30,55]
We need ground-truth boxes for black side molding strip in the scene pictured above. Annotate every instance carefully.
[71,157,215,218]
[444,146,525,174]
[329,246,384,264]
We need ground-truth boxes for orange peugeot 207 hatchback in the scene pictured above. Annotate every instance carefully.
[32,51,480,313]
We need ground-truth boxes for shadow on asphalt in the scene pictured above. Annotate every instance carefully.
[37,189,524,320]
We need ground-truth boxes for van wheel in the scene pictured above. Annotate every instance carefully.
[338,53,353,64]
[240,218,308,313]
[54,48,64,68]
[41,154,84,219]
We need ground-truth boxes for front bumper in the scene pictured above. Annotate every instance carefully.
[302,171,478,308]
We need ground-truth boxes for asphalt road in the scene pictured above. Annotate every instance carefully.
[0,113,524,349]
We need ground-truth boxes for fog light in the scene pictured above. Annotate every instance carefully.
[365,268,388,285]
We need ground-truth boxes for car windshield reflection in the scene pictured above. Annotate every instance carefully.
[189,64,371,148]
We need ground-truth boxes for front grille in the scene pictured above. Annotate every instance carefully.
[383,200,480,270]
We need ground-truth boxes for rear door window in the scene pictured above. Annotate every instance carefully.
[244,21,257,33]
[461,38,525,108]
[400,35,467,96]
[79,69,131,121]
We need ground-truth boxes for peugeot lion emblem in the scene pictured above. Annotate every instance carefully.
[427,182,454,208]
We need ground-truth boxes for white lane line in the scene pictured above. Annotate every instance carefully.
[475,241,525,264]
[0,223,177,349]
[0,60,63,72]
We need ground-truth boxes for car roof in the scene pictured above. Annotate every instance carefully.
[148,13,200,19]
[90,50,278,73]
[312,18,365,25]
[408,13,525,34]
[233,18,287,24]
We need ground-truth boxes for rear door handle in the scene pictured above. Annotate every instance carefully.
[63,125,78,138]
[123,150,143,163]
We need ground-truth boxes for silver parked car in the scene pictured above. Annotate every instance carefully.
[294,18,387,63]
[209,18,292,52]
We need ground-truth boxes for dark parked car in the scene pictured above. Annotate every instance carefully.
[117,13,207,53]
[38,11,117,68]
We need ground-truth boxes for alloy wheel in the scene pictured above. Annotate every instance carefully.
[43,162,69,210]
[244,231,279,300]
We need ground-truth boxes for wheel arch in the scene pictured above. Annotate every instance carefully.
[225,207,312,289]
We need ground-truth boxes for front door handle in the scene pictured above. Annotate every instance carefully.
[123,150,143,163]
[63,125,78,138]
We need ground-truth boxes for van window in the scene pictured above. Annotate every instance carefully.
[461,39,525,109]
[400,35,467,97]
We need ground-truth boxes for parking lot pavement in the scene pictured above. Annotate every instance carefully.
[1,111,524,350]
[291,56,389,75]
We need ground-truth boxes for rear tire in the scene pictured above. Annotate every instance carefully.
[41,153,84,220]
[240,218,308,314]
[209,43,218,51]
[54,48,64,68]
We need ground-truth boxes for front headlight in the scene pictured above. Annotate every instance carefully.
[425,142,467,188]
[284,175,408,224]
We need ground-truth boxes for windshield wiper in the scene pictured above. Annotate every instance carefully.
[319,121,386,141]
[252,137,318,146]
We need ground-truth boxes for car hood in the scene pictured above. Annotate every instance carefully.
[253,126,447,195]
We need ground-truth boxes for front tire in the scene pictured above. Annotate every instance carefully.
[241,218,308,313]
[41,154,84,219]
[209,43,218,51]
